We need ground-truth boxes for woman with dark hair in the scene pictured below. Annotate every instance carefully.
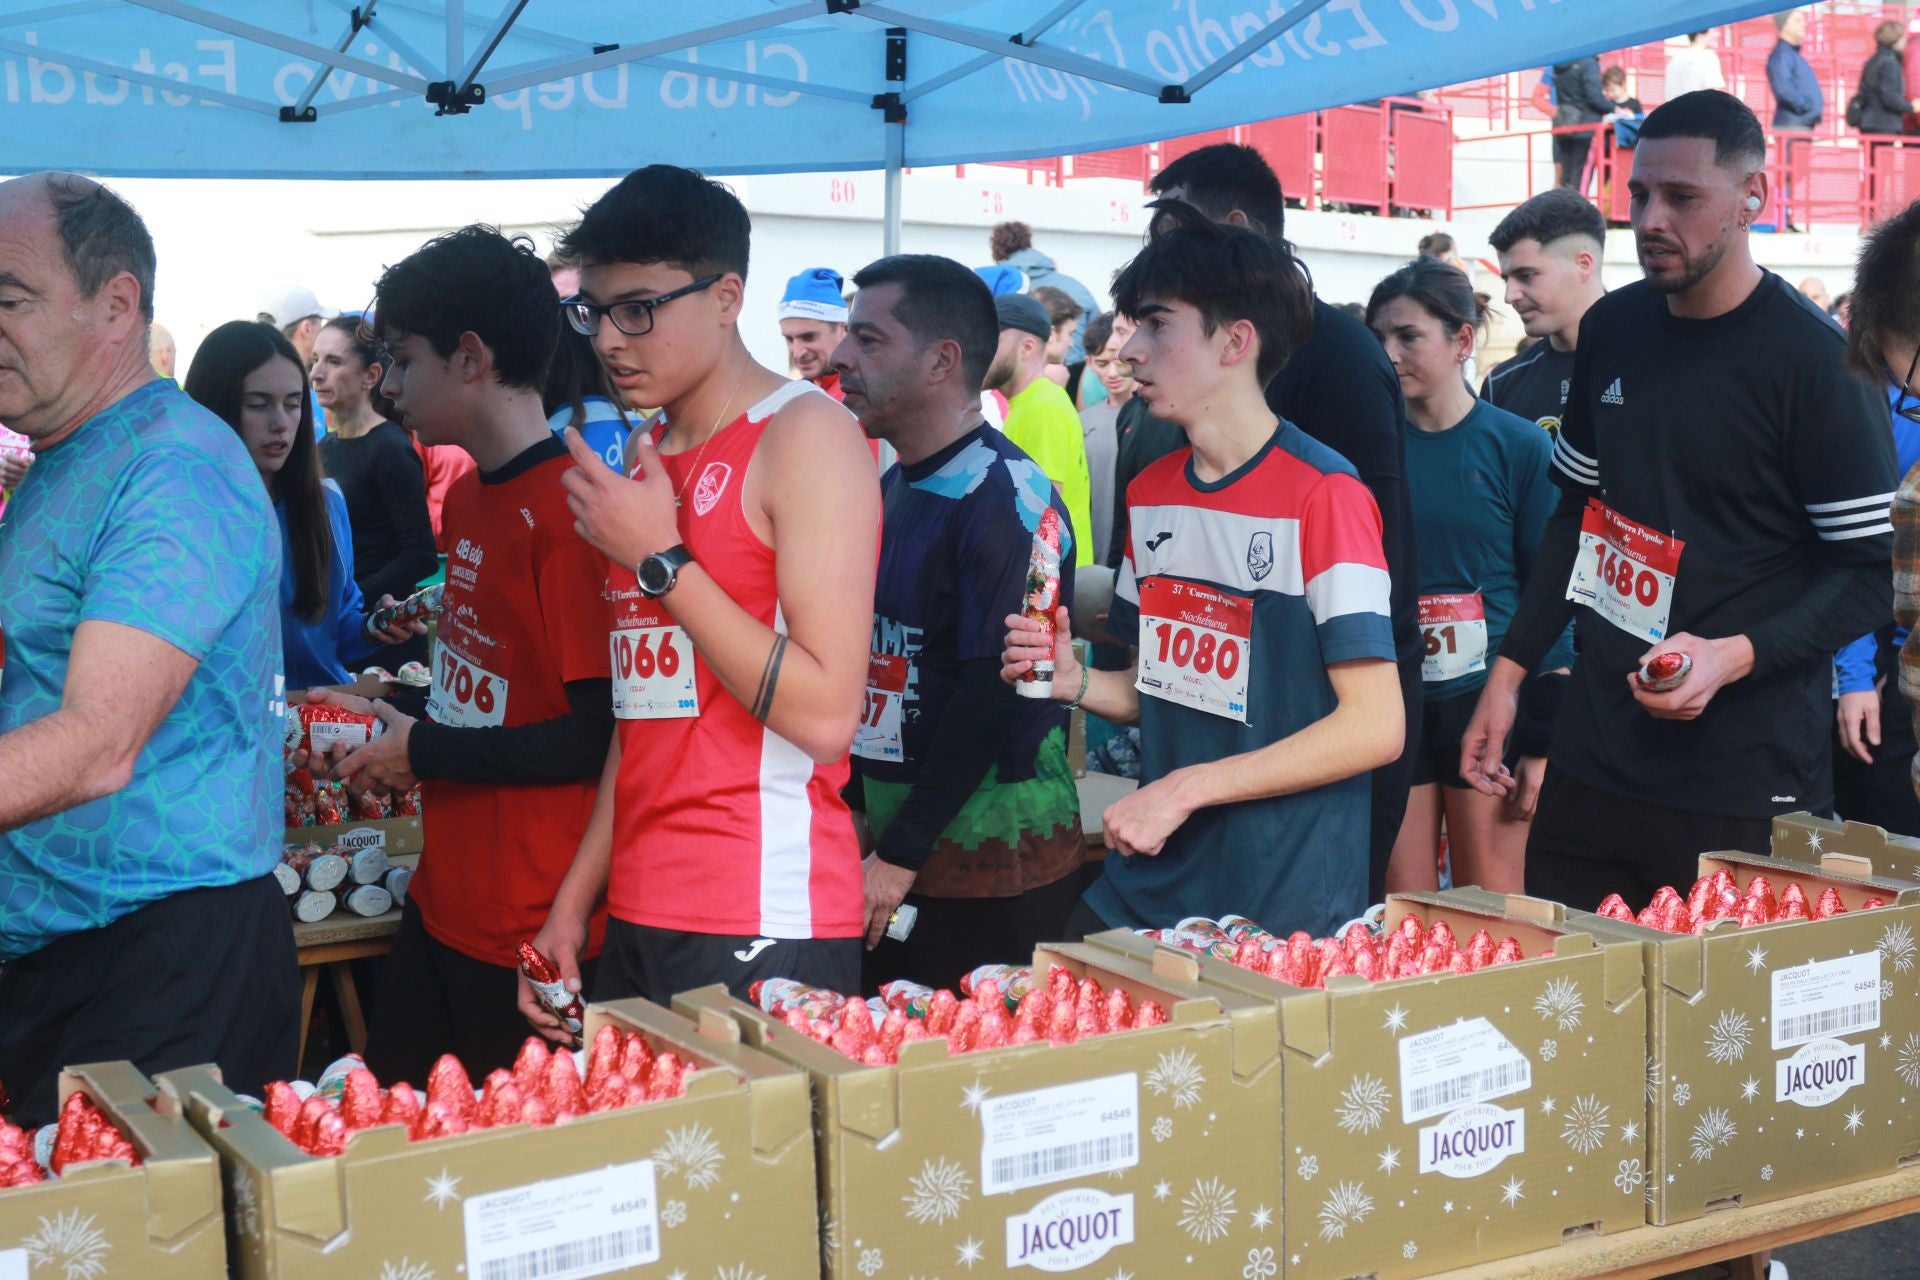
[541,319,632,470]
[1367,258,1571,896]
[184,321,410,690]
[310,315,440,602]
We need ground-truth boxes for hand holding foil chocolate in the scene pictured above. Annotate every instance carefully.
[1629,632,1756,722]
[363,582,442,644]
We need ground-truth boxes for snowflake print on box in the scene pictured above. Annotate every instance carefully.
[1899,1034,1920,1089]
[1146,1047,1205,1110]
[716,1265,767,1280]
[377,1261,435,1280]
[1706,1010,1753,1065]
[1316,1181,1374,1241]
[903,1157,971,1226]
[22,1209,112,1280]
[1296,1153,1319,1181]
[1562,1094,1611,1155]
[1690,1108,1737,1162]
[1179,1176,1238,1244]
[857,1246,885,1277]
[1336,1074,1391,1135]
[1881,922,1917,974]
[1534,977,1584,1031]
[652,1123,724,1191]
[1152,1117,1173,1143]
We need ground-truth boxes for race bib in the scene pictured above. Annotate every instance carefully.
[427,642,509,728]
[852,653,908,762]
[611,625,699,720]
[1419,593,1488,683]
[1134,577,1252,723]
[1567,498,1684,644]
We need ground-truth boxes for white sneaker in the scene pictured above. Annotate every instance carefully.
[1768,1262,1789,1280]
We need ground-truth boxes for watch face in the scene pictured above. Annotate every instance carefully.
[638,556,672,596]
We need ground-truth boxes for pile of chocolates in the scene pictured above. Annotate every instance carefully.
[263,1028,690,1157]
[1144,914,1537,986]
[284,772,422,830]
[277,843,411,924]
[753,965,1171,1066]
[0,1093,139,1189]
[1595,869,1883,935]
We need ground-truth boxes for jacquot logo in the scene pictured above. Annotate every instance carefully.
[1600,377,1625,406]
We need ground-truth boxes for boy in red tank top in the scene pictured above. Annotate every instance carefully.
[301,227,615,1082]
[519,165,880,1034]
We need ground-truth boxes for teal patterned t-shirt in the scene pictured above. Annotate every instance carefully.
[0,380,283,958]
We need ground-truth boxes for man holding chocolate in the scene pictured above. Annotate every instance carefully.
[0,173,296,1124]
[1458,91,1898,908]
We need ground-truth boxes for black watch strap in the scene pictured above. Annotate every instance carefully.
[638,544,694,596]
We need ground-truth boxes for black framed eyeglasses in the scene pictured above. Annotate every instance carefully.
[1892,345,1920,427]
[562,274,722,338]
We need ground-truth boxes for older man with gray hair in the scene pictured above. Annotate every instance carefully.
[0,172,294,1124]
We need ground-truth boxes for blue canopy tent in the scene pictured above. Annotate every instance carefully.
[0,0,1791,249]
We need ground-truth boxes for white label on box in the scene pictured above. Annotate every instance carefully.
[980,1072,1139,1195]
[1775,1038,1868,1108]
[1418,1103,1527,1179]
[1006,1188,1134,1272]
[1771,951,1881,1049]
[463,1158,661,1280]
[0,1249,25,1280]
[1398,1016,1532,1124]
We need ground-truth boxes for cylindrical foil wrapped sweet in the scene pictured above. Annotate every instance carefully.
[285,703,382,757]
[1015,507,1063,700]
[366,583,445,639]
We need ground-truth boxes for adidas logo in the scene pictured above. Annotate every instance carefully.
[1600,377,1625,406]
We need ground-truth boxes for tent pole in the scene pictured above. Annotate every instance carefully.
[884,126,904,257]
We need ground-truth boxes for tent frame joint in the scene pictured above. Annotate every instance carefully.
[348,5,369,34]
[425,80,485,115]
[872,90,906,123]
[1159,84,1191,104]
[278,105,318,123]
[826,0,861,12]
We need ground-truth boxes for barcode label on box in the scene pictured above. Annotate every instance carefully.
[1772,951,1880,1049]
[464,1159,661,1280]
[1399,1016,1533,1124]
[980,1072,1139,1196]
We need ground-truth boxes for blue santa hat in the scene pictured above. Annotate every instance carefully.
[778,267,849,323]
[974,264,1028,296]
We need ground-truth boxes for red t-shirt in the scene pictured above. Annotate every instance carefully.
[412,435,476,553]
[409,447,610,965]
[606,382,863,939]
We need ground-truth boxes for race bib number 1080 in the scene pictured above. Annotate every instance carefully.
[1134,577,1253,723]
[1566,499,1684,644]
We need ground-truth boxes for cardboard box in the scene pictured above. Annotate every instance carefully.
[160,998,817,1279]
[283,814,423,857]
[677,942,1283,1280]
[1771,810,1920,886]
[1555,835,1920,1225]
[0,1062,226,1279]
[1093,892,1647,1280]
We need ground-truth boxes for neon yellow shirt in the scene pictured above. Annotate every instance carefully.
[1002,378,1094,567]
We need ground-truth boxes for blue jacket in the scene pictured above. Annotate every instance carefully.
[1836,384,1914,694]
[1769,40,1824,128]
[280,484,376,690]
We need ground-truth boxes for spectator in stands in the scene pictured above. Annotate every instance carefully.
[778,267,850,397]
[1551,57,1613,192]
[1665,30,1726,101]
[989,221,1096,362]
[1032,284,1084,396]
[148,322,175,380]
[1854,21,1917,136]
[1768,9,1823,130]
[1418,231,1467,273]
[1602,67,1643,118]
[1800,277,1833,310]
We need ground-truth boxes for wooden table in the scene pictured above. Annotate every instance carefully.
[1401,1163,1920,1280]
[290,854,414,1067]
[1077,770,1138,859]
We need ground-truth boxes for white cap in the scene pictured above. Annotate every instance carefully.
[257,285,338,327]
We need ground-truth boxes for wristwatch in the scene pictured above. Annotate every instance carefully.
[637,545,694,598]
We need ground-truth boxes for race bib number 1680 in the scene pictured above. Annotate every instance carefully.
[1566,498,1684,644]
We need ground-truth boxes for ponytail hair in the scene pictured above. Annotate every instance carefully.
[1366,257,1491,355]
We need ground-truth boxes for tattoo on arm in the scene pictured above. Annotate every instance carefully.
[749,634,788,722]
